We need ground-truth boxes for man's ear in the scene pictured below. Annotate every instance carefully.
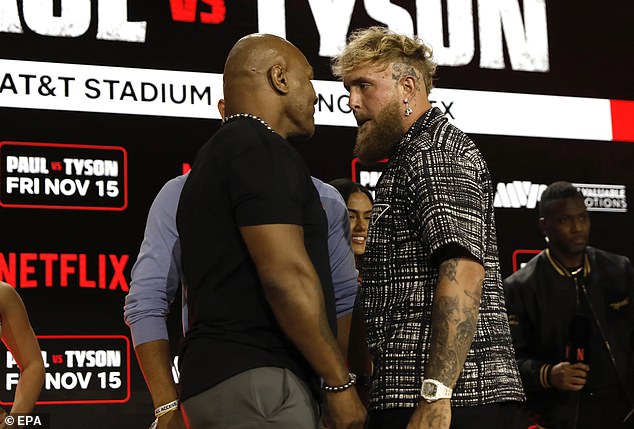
[268,64,289,95]
[217,98,225,120]
[401,75,418,101]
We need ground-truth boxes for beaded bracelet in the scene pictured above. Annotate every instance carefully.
[322,373,357,393]
[154,400,179,418]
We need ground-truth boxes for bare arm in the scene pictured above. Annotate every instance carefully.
[0,283,45,416]
[407,258,484,429]
[240,224,366,429]
[135,341,186,429]
[347,306,372,406]
[336,313,352,360]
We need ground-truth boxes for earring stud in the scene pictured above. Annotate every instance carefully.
[404,98,412,117]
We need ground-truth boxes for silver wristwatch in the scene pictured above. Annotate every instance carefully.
[421,379,453,402]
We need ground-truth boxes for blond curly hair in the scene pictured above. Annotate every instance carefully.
[331,26,437,95]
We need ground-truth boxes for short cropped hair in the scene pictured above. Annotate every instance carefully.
[539,181,584,217]
[331,26,437,95]
[328,178,374,206]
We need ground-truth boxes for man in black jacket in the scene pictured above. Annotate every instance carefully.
[504,181,634,428]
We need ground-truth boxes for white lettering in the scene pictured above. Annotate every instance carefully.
[5,177,39,194]
[6,352,17,368]
[22,0,91,38]
[5,156,49,174]
[44,178,90,196]
[256,0,549,72]
[17,416,42,426]
[96,0,147,43]
[6,373,19,390]
[64,350,121,368]
[41,350,50,368]
[366,0,413,36]
[417,0,474,66]
[359,171,382,188]
[256,0,286,38]
[62,159,118,177]
[308,0,356,57]
[0,1,23,33]
[2,0,146,42]
[478,0,549,71]
[45,371,92,390]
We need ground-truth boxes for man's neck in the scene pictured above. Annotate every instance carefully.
[549,247,585,271]
[401,102,433,132]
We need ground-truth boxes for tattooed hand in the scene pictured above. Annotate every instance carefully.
[406,399,451,429]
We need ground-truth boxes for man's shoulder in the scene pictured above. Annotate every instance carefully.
[162,172,188,194]
[150,172,188,214]
[588,246,633,270]
[311,177,347,219]
[408,112,479,163]
[311,178,345,204]
[425,109,472,145]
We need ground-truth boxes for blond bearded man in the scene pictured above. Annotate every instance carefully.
[332,27,525,429]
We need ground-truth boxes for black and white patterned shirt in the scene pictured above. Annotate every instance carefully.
[359,107,525,409]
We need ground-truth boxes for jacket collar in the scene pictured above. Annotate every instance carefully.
[545,247,591,278]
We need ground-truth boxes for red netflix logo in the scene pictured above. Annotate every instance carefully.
[0,252,129,292]
[565,345,586,362]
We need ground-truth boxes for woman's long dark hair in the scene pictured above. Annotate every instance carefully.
[328,178,374,206]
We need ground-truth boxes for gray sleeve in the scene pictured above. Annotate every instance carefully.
[313,178,359,318]
[124,174,186,347]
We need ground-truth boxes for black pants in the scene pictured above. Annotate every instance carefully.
[368,402,526,429]
[538,386,632,429]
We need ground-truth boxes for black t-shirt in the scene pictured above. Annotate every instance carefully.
[176,116,336,401]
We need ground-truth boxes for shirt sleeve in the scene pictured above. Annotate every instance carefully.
[406,149,485,266]
[124,174,186,347]
[313,179,359,318]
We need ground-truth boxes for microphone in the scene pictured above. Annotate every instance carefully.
[567,314,592,364]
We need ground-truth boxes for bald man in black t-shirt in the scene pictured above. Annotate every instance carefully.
[175,34,366,429]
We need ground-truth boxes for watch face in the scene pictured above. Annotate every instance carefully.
[422,382,438,397]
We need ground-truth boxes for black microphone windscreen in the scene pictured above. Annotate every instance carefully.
[569,314,592,347]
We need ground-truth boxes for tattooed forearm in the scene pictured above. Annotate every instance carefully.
[425,405,451,427]
[426,295,462,384]
[426,266,483,387]
[456,284,482,344]
[439,258,459,283]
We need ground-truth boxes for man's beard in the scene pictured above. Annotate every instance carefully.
[353,99,404,163]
